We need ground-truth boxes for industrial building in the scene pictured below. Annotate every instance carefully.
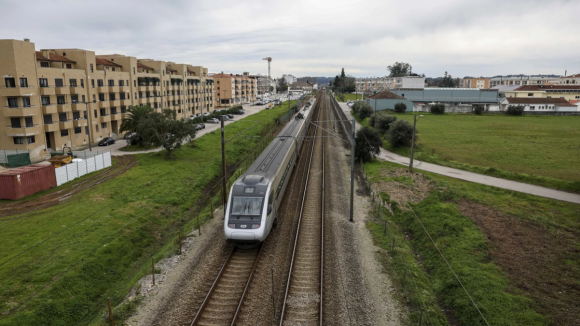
[365,91,414,112]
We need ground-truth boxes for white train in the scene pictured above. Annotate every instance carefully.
[224,98,316,247]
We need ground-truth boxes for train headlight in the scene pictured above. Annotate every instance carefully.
[251,224,260,229]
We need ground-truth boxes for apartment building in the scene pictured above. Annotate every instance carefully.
[459,78,490,89]
[355,76,425,94]
[504,85,580,101]
[212,72,257,108]
[248,74,276,96]
[489,76,559,87]
[0,39,213,162]
[282,74,297,85]
[559,73,580,85]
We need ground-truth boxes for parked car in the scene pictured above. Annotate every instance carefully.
[234,109,245,115]
[98,137,115,146]
[207,118,219,124]
[274,100,282,105]
[226,114,234,119]
[203,112,210,116]
[196,123,205,130]
[124,132,137,140]
[254,101,264,106]
[347,102,354,107]
[221,115,230,121]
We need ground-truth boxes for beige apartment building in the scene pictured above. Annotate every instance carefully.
[212,72,257,108]
[459,78,490,89]
[0,39,213,161]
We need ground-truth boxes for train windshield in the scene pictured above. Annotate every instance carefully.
[230,197,263,216]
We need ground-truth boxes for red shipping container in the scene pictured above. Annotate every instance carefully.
[0,164,57,200]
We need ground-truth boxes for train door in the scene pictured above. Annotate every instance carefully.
[267,190,274,230]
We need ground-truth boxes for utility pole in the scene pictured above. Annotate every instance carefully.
[84,100,96,151]
[221,116,227,206]
[409,115,418,172]
[350,118,356,223]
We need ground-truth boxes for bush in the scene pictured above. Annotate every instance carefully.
[352,101,364,113]
[473,104,484,115]
[336,92,345,102]
[358,104,374,119]
[394,102,407,113]
[506,105,524,116]
[355,127,383,162]
[387,119,415,147]
[429,103,445,114]
[370,113,397,135]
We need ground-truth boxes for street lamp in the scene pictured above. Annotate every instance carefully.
[409,115,424,172]
[82,100,97,151]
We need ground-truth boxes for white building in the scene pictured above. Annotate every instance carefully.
[499,97,577,112]
[489,76,559,88]
[355,76,425,93]
[282,74,297,85]
[559,73,580,85]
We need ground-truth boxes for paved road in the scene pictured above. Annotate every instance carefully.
[337,102,580,205]
[98,101,280,156]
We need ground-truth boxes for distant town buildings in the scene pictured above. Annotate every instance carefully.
[0,38,213,161]
[211,72,257,108]
[282,74,297,85]
[289,81,314,94]
[355,76,425,93]
[248,74,276,96]
[503,85,580,102]
[499,97,577,112]
[459,78,490,89]
[489,76,559,87]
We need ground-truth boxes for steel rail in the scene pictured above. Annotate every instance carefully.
[230,244,264,325]
[279,92,325,325]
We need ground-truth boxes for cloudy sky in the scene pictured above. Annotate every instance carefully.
[2,0,579,79]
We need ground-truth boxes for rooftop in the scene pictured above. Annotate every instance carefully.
[504,97,575,106]
[367,91,405,99]
[95,58,122,67]
[137,63,154,70]
[35,51,75,63]
[514,85,580,91]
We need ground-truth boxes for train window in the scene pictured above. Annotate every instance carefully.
[276,156,294,199]
[268,191,273,215]
[231,197,263,216]
[244,187,255,194]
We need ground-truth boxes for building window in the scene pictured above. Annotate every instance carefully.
[25,117,33,127]
[75,127,82,134]
[41,62,49,68]
[55,78,64,87]
[5,77,15,88]
[27,136,35,144]
[57,96,66,104]
[71,95,79,103]
[61,129,69,137]
[97,79,104,87]
[22,97,31,107]
[100,108,107,116]
[119,80,124,86]
[133,67,135,75]
[101,122,107,129]
[41,96,50,105]
[69,79,77,87]
[10,117,21,128]
[121,106,127,113]
[112,67,116,72]
[109,93,116,101]
[13,137,24,145]
[99,94,105,101]
[39,78,48,87]
[90,64,94,72]
[20,78,28,87]
[94,110,97,118]
[66,63,72,69]
[73,111,80,120]
[96,125,99,132]
[85,126,89,135]
[44,114,53,124]
[110,107,117,114]
[108,79,114,86]
[82,95,86,102]
[80,79,84,88]
[59,113,67,122]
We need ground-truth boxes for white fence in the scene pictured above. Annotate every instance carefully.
[55,151,112,186]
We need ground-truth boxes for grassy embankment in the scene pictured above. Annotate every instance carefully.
[364,159,580,326]
[353,111,580,193]
[0,104,295,326]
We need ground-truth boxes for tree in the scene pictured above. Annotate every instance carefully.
[333,76,341,91]
[370,113,397,135]
[430,103,446,114]
[506,105,525,116]
[341,68,346,79]
[355,127,383,163]
[119,105,154,146]
[387,62,412,77]
[473,104,484,115]
[358,103,374,119]
[440,71,456,87]
[277,78,288,93]
[387,120,415,148]
[394,102,407,113]
[343,76,356,93]
[269,86,274,93]
[137,109,197,159]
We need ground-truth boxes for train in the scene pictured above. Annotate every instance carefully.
[224,97,317,247]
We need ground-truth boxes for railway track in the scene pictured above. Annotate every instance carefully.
[190,245,263,326]
[279,93,326,325]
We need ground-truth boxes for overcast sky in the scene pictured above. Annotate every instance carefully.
[2,0,579,79]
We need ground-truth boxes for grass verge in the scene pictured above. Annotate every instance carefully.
[0,104,294,326]
[364,159,580,325]
[335,93,360,102]
[118,144,157,152]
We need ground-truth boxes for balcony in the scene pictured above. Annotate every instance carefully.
[70,87,82,94]
[44,122,60,132]
[99,115,111,123]
[40,87,55,96]
[99,101,109,108]
[55,87,70,95]
[71,102,84,111]
[5,124,41,136]
[42,104,58,115]
[57,103,71,113]
[138,98,147,105]
[108,86,119,92]
[110,113,122,120]
[73,119,87,127]
[0,86,35,97]
[119,85,129,92]
[3,106,37,117]
[120,99,131,106]
[109,99,120,107]
[59,120,73,129]
[97,86,108,93]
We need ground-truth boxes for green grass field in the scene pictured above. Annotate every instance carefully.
[334,93,361,102]
[0,104,294,325]
[354,111,580,192]
[365,160,580,325]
